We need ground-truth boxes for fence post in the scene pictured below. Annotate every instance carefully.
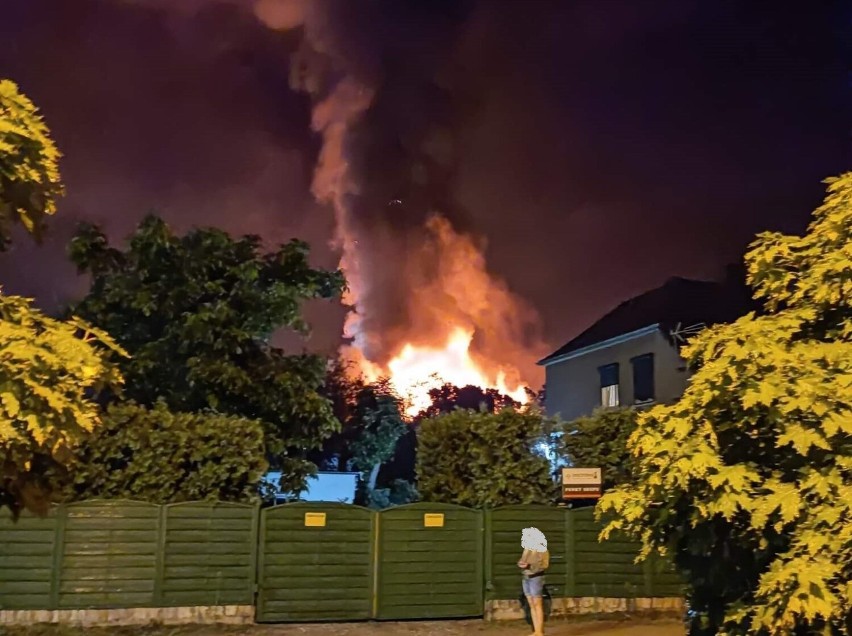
[643,552,655,598]
[255,505,267,621]
[482,508,492,603]
[249,502,261,605]
[476,508,485,612]
[153,504,167,607]
[371,510,381,619]
[49,504,67,610]
[564,507,576,598]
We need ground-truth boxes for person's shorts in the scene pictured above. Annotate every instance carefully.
[522,575,545,598]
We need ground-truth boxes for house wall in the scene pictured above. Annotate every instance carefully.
[543,329,688,422]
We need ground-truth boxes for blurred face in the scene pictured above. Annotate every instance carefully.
[521,527,546,551]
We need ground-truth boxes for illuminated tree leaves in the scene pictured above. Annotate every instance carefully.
[776,424,832,455]
[0,80,63,250]
[0,293,125,515]
[597,173,852,635]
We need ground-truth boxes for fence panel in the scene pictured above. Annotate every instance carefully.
[485,505,568,600]
[160,502,258,607]
[58,500,160,609]
[573,507,646,597]
[648,553,685,596]
[256,503,374,622]
[375,503,483,620]
[0,507,58,609]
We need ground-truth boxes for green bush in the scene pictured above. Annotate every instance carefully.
[364,479,420,510]
[417,407,556,507]
[562,407,638,490]
[66,401,267,503]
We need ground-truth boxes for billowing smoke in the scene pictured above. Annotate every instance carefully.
[3,0,845,387]
[252,0,547,388]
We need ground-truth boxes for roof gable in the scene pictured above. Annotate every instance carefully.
[539,275,757,365]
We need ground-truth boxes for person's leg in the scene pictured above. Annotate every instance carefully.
[522,578,534,633]
[524,596,537,636]
[530,597,543,635]
[529,577,545,635]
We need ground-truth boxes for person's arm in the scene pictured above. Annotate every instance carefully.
[525,551,547,575]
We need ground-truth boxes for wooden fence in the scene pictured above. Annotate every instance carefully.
[0,500,683,622]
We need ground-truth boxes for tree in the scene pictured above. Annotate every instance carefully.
[0,294,125,515]
[67,215,346,495]
[346,386,406,492]
[378,382,531,488]
[318,359,408,500]
[417,382,522,419]
[65,402,267,504]
[0,79,63,250]
[562,407,638,491]
[417,406,557,507]
[1,82,125,516]
[597,174,852,636]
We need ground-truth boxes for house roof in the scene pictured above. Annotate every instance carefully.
[538,273,758,366]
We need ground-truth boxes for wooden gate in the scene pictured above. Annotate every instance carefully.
[374,503,483,620]
[256,503,375,622]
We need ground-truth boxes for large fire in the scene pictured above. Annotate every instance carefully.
[249,3,547,411]
[358,326,530,417]
[344,215,545,418]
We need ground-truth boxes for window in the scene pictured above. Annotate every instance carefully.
[598,363,620,407]
[631,353,655,403]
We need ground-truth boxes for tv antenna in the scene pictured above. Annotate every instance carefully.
[669,322,706,344]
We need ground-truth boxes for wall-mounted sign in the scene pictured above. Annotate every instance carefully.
[562,467,602,499]
[424,513,445,528]
[304,512,327,527]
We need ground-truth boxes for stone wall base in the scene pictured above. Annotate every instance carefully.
[0,605,255,626]
[2,599,681,626]
[485,597,685,621]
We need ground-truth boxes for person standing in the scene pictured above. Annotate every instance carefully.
[518,527,549,636]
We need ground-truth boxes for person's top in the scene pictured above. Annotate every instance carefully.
[520,549,550,578]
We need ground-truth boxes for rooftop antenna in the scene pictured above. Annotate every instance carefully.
[669,321,707,345]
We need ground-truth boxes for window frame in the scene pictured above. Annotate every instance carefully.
[630,352,655,404]
[598,362,620,407]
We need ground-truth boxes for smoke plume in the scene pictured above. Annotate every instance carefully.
[253,0,547,388]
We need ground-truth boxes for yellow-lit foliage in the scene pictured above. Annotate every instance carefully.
[597,174,852,635]
[0,79,63,250]
[0,80,122,514]
[0,293,126,513]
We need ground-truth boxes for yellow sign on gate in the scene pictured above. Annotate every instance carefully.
[424,513,444,528]
[304,512,327,527]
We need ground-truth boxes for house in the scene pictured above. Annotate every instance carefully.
[538,268,757,423]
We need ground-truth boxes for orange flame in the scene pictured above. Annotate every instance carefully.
[344,214,546,417]
[357,327,530,417]
[250,5,546,419]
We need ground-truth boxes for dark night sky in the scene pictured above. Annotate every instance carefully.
[0,0,849,362]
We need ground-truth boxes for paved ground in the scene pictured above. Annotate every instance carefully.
[2,619,685,636]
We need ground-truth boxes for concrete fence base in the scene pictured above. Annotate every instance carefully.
[485,596,685,621]
[1,598,682,626]
[0,605,255,626]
